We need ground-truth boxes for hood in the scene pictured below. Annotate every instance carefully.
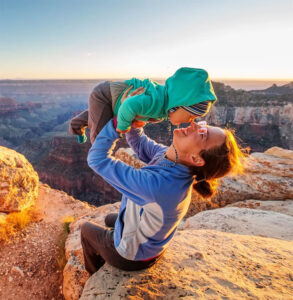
[165,67,217,111]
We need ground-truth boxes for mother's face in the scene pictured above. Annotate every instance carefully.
[173,121,225,166]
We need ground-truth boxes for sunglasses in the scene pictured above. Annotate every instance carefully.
[197,121,208,135]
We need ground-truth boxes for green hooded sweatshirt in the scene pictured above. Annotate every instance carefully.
[114,67,217,131]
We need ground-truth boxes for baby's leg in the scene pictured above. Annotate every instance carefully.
[69,110,88,135]
[88,81,113,144]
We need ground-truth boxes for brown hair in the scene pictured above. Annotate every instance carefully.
[189,129,247,198]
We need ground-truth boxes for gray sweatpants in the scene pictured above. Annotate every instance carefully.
[80,213,163,274]
[69,81,113,144]
[69,81,128,144]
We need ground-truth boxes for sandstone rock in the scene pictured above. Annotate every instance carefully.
[62,254,90,300]
[80,229,293,300]
[264,146,293,160]
[184,207,293,240]
[227,199,293,217]
[0,146,38,212]
[37,184,96,223]
[115,148,146,169]
[62,202,120,300]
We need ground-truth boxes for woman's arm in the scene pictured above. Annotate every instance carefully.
[87,120,158,206]
[126,127,167,164]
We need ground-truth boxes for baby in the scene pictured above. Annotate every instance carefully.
[69,67,217,144]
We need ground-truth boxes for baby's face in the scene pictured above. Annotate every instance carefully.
[168,108,197,125]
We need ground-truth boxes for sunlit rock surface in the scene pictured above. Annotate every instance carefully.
[227,199,293,217]
[115,148,146,169]
[80,229,293,300]
[65,199,293,299]
[62,202,120,300]
[0,146,38,212]
[187,146,293,216]
[265,146,293,160]
[183,206,293,240]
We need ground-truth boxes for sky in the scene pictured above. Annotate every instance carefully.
[0,0,292,80]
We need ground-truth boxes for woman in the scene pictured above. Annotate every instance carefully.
[81,95,245,275]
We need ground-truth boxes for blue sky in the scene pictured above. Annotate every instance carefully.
[0,0,292,79]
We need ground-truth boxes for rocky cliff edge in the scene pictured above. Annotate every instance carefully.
[0,146,292,300]
[66,147,293,300]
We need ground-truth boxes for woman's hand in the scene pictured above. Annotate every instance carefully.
[120,86,145,104]
[116,86,146,133]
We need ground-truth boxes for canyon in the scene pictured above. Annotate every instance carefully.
[0,80,292,205]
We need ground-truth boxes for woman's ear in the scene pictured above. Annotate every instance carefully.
[190,155,205,167]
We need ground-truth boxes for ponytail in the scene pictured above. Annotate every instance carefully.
[192,176,218,198]
[190,129,247,199]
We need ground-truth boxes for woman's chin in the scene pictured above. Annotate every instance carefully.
[172,130,181,142]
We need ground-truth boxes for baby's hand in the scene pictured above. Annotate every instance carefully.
[116,128,131,134]
[132,120,146,128]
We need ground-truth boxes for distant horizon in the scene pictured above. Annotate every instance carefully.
[0,77,292,91]
[1,77,292,81]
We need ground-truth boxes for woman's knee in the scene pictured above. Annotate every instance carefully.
[104,213,118,228]
[80,221,92,239]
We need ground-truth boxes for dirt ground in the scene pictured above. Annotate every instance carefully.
[0,219,64,300]
[0,183,94,300]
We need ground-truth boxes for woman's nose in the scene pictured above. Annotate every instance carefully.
[190,120,197,130]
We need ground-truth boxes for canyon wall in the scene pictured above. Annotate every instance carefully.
[1,81,292,205]
[206,103,293,151]
[35,136,122,206]
[16,102,293,205]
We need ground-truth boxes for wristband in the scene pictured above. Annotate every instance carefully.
[113,116,118,129]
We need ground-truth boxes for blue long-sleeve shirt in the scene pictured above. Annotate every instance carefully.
[87,120,193,260]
